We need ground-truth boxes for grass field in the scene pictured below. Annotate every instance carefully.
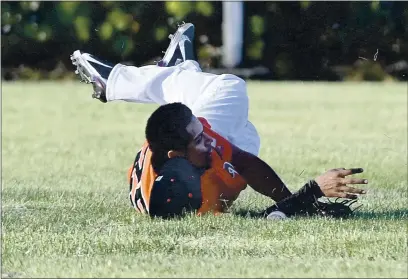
[2,81,407,278]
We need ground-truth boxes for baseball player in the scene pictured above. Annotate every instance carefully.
[70,23,368,218]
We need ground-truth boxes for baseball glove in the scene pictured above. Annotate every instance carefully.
[306,198,362,218]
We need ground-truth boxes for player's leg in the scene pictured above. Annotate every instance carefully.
[105,60,210,107]
[71,23,198,104]
[72,51,261,155]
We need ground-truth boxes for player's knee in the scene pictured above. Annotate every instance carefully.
[245,121,261,156]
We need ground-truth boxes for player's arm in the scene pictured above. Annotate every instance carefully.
[230,144,292,202]
[264,168,368,217]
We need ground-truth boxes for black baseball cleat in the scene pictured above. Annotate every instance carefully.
[70,50,114,103]
[157,22,196,67]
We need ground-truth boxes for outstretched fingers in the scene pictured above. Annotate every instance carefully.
[342,177,368,185]
[338,168,364,177]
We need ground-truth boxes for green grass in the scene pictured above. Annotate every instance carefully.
[2,81,407,278]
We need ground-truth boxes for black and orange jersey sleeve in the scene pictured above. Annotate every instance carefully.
[128,142,157,214]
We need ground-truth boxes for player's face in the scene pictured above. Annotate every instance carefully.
[185,116,212,169]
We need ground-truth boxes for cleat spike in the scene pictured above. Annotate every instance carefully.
[168,34,174,39]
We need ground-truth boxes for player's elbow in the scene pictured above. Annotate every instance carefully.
[230,143,257,175]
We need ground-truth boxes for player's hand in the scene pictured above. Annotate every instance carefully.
[315,168,368,199]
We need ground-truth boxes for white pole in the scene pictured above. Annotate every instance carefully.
[222,1,244,68]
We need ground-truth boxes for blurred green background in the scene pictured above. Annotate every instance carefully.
[1,1,407,81]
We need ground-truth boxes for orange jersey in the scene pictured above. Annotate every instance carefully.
[127,117,248,215]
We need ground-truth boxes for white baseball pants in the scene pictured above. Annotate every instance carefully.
[106,60,260,156]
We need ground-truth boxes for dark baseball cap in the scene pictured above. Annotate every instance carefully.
[148,157,204,218]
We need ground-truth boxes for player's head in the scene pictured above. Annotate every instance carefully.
[145,102,212,173]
